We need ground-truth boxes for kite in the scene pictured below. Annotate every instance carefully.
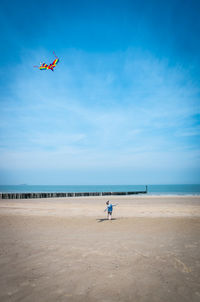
[34,52,59,71]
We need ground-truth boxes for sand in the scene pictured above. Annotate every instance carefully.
[0,195,200,302]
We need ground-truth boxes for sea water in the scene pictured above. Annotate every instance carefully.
[0,184,200,195]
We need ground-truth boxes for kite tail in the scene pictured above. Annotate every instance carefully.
[53,51,58,59]
[33,65,39,68]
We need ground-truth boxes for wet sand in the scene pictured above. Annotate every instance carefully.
[0,196,200,302]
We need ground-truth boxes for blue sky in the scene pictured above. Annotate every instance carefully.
[0,0,200,184]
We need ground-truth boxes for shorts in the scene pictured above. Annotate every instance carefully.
[108,211,112,215]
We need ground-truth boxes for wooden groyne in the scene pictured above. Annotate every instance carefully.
[0,186,148,199]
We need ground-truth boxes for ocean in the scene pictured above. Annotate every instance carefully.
[0,184,200,195]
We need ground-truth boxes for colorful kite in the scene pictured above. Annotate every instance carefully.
[34,52,59,71]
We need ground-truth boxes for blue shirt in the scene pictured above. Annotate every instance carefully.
[108,204,113,212]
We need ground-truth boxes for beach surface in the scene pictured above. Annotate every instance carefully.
[0,195,200,302]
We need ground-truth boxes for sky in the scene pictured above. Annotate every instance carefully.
[0,0,200,185]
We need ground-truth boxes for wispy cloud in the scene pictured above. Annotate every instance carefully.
[0,48,200,183]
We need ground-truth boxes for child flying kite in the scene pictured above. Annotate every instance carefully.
[34,52,59,71]
[104,200,118,220]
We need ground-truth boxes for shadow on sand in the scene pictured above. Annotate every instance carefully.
[97,218,117,223]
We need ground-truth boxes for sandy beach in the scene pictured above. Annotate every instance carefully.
[0,195,200,302]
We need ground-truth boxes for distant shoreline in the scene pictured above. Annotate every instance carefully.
[1,184,200,196]
[1,193,200,200]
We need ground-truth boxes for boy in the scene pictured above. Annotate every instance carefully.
[104,200,118,220]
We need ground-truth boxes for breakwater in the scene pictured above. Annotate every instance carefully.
[0,187,148,199]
